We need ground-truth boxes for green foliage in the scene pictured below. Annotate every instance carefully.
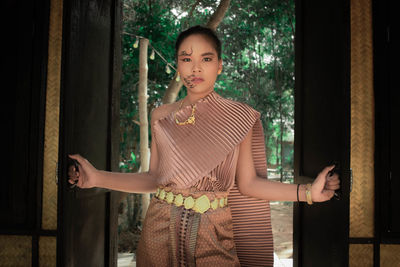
[120,0,295,175]
[217,0,295,170]
[120,1,182,171]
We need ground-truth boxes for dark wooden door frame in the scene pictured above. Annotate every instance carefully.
[57,0,122,266]
[374,0,400,265]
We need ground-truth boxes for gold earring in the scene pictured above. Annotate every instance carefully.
[218,69,222,75]
[176,72,181,82]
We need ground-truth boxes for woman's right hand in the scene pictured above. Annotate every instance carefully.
[67,154,99,188]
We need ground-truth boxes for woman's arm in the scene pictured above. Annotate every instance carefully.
[68,109,161,194]
[236,128,340,202]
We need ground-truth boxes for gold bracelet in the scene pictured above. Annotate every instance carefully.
[305,183,313,205]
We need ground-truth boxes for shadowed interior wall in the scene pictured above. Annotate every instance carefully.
[1,0,53,266]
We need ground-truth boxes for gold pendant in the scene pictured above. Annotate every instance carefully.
[175,102,196,126]
[187,116,195,124]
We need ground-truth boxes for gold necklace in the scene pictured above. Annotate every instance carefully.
[174,99,196,125]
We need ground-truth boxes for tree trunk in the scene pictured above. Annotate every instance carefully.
[138,38,150,221]
[162,0,231,104]
[275,67,284,183]
[162,75,183,104]
[279,99,284,182]
[206,0,231,31]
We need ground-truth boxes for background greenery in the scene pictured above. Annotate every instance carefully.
[118,0,295,249]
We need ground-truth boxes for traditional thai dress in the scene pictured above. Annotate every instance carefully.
[136,91,274,266]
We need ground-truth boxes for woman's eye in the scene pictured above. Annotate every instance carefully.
[182,58,191,62]
[203,57,212,62]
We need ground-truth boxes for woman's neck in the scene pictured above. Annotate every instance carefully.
[184,89,214,105]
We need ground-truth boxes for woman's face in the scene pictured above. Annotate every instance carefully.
[177,34,222,96]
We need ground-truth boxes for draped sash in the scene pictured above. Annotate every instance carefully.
[153,91,274,266]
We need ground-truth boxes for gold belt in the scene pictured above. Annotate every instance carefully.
[155,187,228,214]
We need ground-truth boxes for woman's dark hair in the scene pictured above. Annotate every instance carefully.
[175,25,222,59]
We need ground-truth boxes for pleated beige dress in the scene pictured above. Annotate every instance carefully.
[136,91,274,267]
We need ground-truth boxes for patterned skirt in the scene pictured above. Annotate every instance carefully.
[136,191,240,267]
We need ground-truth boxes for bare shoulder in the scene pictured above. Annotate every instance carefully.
[150,102,179,124]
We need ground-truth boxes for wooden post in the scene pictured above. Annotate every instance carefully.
[138,38,150,221]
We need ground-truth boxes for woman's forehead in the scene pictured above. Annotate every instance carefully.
[178,34,217,55]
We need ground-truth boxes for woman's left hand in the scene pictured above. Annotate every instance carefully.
[311,165,341,202]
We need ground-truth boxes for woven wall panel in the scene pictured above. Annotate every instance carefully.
[380,245,400,267]
[39,236,56,267]
[42,0,63,230]
[0,235,32,267]
[350,0,375,238]
[349,244,373,267]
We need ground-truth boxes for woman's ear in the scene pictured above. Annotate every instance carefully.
[218,59,223,74]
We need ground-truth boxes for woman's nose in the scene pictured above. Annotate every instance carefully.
[192,61,202,72]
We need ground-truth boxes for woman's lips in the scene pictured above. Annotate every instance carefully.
[191,77,204,84]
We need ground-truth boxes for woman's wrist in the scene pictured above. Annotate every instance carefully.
[93,169,107,188]
[295,183,314,204]
[296,184,308,203]
[305,183,313,204]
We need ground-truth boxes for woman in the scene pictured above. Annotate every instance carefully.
[68,25,340,266]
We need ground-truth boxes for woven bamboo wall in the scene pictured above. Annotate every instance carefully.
[39,0,63,265]
[380,245,400,267]
[350,0,375,239]
[0,236,32,267]
[39,237,57,267]
[350,0,374,265]
[42,0,63,231]
[349,244,373,267]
